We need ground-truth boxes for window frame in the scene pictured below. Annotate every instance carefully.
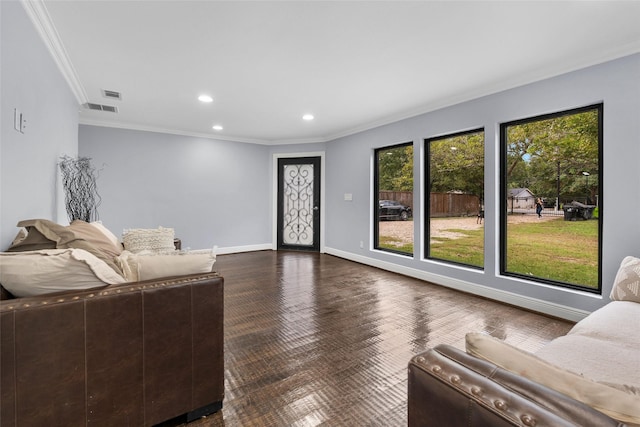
[373,141,414,256]
[424,128,485,269]
[499,103,603,293]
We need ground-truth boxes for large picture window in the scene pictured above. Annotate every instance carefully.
[500,104,602,291]
[374,143,414,256]
[426,129,484,268]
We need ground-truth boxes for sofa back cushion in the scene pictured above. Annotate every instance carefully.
[0,249,125,297]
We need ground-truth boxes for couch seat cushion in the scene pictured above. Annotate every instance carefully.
[466,331,640,425]
[535,301,640,394]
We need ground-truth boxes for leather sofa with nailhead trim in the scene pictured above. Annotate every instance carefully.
[408,344,622,427]
[0,272,224,427]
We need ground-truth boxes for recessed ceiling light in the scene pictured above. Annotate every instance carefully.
[302,114,314,121]
[198,95,213,103]
[212,125,223,131]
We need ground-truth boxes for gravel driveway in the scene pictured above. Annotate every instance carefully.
[380,214,558,245]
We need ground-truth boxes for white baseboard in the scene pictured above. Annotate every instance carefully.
[216,243,273,255]
[324,247,590,322]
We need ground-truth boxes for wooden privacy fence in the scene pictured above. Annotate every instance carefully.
[379,191,413,209]
[430,193,480,217]
[379,191,481,217]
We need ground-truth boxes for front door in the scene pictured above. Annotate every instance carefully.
[277,157,321,251]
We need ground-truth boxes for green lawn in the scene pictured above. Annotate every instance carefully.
[506,218,598,288]
[430,228,484,268]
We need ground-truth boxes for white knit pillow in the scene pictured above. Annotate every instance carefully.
[122,227,175,254]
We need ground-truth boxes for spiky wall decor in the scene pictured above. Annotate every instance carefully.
[59,155,102,222]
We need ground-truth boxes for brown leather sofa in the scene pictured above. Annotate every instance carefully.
[408,345,623,427]
[1,272,224,427]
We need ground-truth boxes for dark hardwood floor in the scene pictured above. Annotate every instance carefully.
[187,251,573,426]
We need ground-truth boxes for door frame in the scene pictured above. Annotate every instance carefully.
[272,152,325,253]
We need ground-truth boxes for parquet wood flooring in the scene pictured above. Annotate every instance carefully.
[185,251,574,427]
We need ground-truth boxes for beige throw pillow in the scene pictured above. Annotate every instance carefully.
[69,220,122,258]
[89,221,121,249]
[610,256,640,303]
[465,332,640,425]
[115,249,216,282]
[12,219,123,276]
[6,225,56,252]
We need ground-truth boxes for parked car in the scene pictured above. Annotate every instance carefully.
[379,200,412,221]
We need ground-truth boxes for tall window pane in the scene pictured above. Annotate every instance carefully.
[426,129,484,268]
[374,143,414,256]
[501,105,602,291]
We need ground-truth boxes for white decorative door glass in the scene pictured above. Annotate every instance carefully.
[278,157,320,251]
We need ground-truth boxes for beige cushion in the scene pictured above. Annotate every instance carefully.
[115,249,216,282]
[466,332,640,425]
[6,226,56,252]
[69,220,122,258]
[89,221,121,249]
[565,300,640,346]
[610,256,640,303]
[535,334,640,396]
[122,227,175,254]
[0,249,126,297]
[12,219,123,276]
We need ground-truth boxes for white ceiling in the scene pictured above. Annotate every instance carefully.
[32,1,640,145]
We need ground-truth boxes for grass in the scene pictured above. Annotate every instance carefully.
[430,228,484,268]
[379,216,599,289]
[378,236,414,254]
[506,217,598,288]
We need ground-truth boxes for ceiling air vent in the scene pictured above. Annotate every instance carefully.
[102,89,122,100]
[83,102,118,113]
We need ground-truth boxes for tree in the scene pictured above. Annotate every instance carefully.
[506,108,599,204]
[378,145,413,191]
[429,131,484,199]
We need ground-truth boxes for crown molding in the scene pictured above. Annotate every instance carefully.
[78,117,333,146]
[324,45,640,143]
[20,0,87,105]
[78,118,275,146]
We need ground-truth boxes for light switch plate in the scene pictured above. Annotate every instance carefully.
[14,109,21,132]
[344,193,353,201]
[14,109,25,133]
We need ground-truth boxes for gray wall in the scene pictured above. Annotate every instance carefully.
[1,1,79,249]
[324,53,640,315]
[79,126,272,251]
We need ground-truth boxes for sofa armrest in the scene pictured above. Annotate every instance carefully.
[408,344,623,427]
[1,272,224,426]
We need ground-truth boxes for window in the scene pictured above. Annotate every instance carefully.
[500,104,602,291]
[426,129,484,268]
[374,143,413,256]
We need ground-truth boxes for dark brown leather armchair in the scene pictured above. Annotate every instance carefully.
[1,273,224,427]
[408,345,624,427]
